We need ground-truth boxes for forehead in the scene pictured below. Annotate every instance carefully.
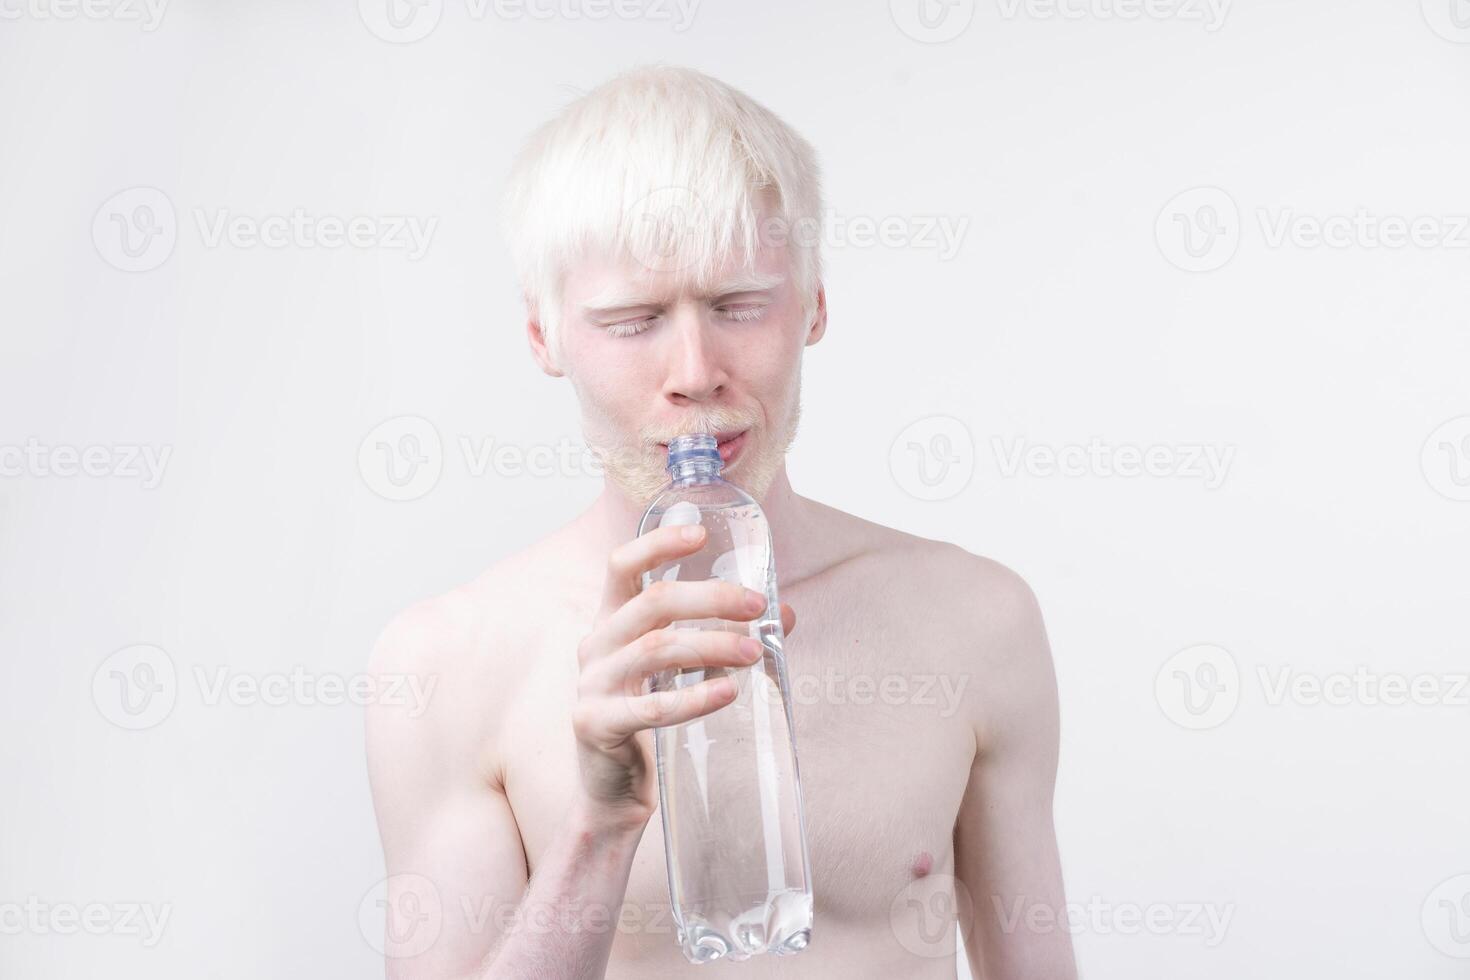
[565,189,794,307]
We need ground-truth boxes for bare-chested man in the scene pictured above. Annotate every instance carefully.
[365,64,1077,980]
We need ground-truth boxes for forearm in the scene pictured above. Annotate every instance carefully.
[478,800,648,980]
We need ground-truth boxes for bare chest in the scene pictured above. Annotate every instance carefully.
[496,572,978,973]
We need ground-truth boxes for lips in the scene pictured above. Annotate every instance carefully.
[657,429,750,465]
[715,430,747,464]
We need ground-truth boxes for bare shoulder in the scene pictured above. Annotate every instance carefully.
[365,535,568,784]
[811,503,1057,742]
[812,502,1044,629]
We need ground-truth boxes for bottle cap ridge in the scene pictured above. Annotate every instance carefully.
[666,433,722,471]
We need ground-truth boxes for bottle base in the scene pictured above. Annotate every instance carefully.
[673,890,812,964]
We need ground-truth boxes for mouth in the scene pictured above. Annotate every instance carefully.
[658,429,750,466]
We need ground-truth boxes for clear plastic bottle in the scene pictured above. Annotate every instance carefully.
[636,432,814,964]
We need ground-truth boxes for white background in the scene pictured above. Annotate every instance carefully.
[2,1,1468,977]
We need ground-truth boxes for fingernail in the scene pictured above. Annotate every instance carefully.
[740,637,761,658]
[681,526,704,542]
[745,591,765,612]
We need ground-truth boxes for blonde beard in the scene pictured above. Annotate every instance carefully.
[584,390,802,507]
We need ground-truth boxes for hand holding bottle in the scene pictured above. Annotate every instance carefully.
[572,522,796,829]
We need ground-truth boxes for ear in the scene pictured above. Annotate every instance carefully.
[805,283,828,347]
[526,310,565,378]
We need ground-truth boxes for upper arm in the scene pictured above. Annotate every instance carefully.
[365,599,530,979]
[950,558,1076,980]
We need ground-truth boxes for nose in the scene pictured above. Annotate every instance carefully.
[661,308,729,405]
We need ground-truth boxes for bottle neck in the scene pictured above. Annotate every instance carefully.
[669,458,724,485]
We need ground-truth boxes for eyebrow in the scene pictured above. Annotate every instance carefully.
[581,271,786,318]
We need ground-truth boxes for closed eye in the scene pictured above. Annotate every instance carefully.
[605,316,657,338]
[719,305,766,323]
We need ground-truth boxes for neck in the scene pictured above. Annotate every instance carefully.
[579,463,816,584]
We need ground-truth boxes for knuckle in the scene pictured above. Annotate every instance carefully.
[570,702,595,740]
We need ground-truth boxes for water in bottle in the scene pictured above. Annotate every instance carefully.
[636,432,814,964]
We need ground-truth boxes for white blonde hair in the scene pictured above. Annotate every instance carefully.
[500,64,824,369]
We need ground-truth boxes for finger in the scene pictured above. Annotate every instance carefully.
[609,675,741,735]
[588,629,762,696]
[596,524,707,625]
[602,579,767,651]
[780,601,796,636]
